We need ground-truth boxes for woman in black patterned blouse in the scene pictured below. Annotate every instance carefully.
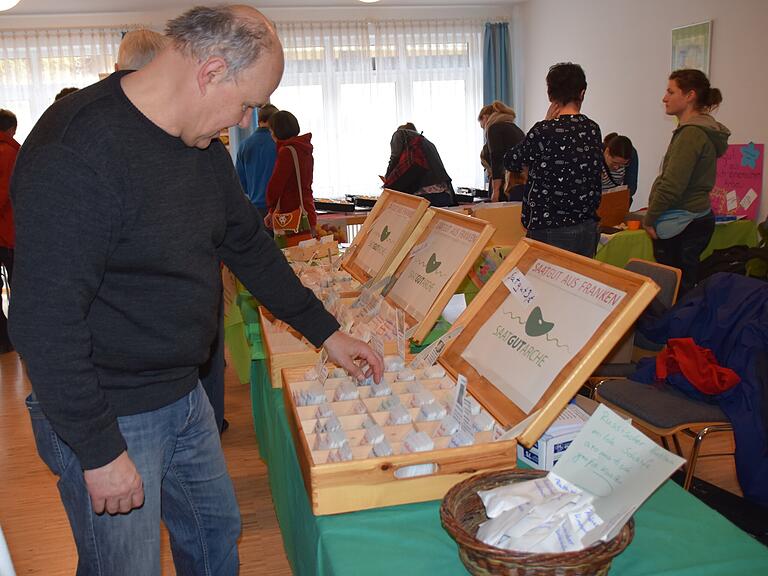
[504,62,603,257]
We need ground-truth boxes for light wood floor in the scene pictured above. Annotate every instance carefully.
[0,350,291,575]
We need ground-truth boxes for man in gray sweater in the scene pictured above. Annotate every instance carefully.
[10,6,381,575]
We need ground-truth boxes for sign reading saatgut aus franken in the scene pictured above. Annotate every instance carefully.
[461,260,626,413]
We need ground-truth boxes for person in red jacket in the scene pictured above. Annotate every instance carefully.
[0,109,19,353]
[265,110,317,242]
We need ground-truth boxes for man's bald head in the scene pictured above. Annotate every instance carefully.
[165,5,280,80]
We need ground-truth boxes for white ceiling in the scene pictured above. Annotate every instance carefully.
[5,0,518,16]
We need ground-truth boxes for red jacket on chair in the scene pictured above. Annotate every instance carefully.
[0,130,20,248]
[266,133,317,229]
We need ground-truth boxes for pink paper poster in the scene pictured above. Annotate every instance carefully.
[710,142,763,219]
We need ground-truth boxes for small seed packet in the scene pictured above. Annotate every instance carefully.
[474,411,496,432]
[387,404,412,425]
[436,415,460,437]
[417,402,447,422]
[449,429,475,448]
[422,365,446,379]
[335,381,360,402]
[331,367,348,379]
[315,403,335,419]
[317,429,348,450]
[412,390,437,408]
[370,439,393,458]
[363,424,386,445]
[379,395,401,411]
[383,355,405,372]
[402,430,434,453]
[370,380,392,398]
[397,369,417,382]
[298,385,327,406]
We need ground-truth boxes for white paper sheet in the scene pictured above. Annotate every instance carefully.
[551,404,685,530]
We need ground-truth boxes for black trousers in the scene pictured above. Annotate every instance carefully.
[652,213,715,297]
[0,246,13,349]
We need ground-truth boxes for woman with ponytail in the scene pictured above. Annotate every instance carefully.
[478,101,525,201]
[644,69,730,294]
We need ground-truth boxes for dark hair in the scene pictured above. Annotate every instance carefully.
[0,109,17,132]
[546,62,587,106]
[399,122,416,131]
[669,69,722,111]
[605,134,633,160]
[55,87,79,101]
[268,110,300,140]
[257,103,278,124]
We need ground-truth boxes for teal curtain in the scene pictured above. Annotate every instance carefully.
[483,22,511,106]
[227,108,258,163]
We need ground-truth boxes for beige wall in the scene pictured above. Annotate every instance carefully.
[517,0,768,220]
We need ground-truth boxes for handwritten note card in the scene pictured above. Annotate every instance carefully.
[552,404,685,525]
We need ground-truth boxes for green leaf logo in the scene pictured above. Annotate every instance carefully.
[525,306,554,337]
[380,225,391,242]
[426,253,442,273]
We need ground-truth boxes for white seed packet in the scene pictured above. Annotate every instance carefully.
[411,390,436,408]
[363,424,386,445]
[397,369,417,382]
[314,414,343,434]
[317,429,348,450]
[331,367,348,379]
[478,477,562,519]
[315,403,335,419]
[379,395,401,412]
[298,385,327,406]
[362,416,379,429]
[383,355,405,373]
[327,443,354,463]
[387,404,412,425]
[417,402,447,422]
[448,429,475,448]
[476,502,534,546]
[422,365,446,379]
[334,381,359,402]
[303,367,319,381]
[359,374,375,387]
[473,411,495,432]
[371,439,393,458]
[370,381,392,398]
[436,415,460,437]
[401,430,435,453]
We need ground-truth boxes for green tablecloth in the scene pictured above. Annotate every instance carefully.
[246,354,768,576]
[595,219,759,269]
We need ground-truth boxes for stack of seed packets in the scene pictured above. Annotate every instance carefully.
[475,404,685,553]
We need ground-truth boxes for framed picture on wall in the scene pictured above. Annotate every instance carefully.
[672,21,712,74]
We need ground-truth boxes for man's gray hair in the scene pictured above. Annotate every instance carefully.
[165,5,276,78]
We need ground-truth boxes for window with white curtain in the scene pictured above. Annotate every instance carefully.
[273,20,485,198]
[0,28,124,143]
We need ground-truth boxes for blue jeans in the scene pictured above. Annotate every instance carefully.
[27,383,241,576]
[526,220,599,258]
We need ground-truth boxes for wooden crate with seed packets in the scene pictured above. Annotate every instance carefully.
[282,239,659,515]
[260,207,494,387]
[341,189,431,285]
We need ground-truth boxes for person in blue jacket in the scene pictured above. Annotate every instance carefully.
[236,103,279,222]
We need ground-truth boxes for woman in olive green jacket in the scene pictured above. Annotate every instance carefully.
[644,69,730,295]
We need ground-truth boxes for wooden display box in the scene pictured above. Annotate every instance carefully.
[261,208,493,385]
[283,239,659,515]
[342,189,431,285]
[284,238,340,262]
[382,208,494,343]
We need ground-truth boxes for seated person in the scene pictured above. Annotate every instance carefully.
[383,122,455,207]
[601,132,639,201]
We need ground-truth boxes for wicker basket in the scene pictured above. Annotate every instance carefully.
[440,469,634,576]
